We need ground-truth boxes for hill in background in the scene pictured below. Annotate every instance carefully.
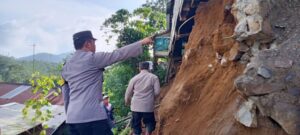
[18,53,70,63]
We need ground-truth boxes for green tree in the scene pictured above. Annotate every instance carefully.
[0,55,30,83]
[103,64,136,116]
[22,72,63,135]
[101,1,167,131]
[19,1,168,134]
[0,55,60,83]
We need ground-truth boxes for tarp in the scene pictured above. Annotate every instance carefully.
[154,35,170,57]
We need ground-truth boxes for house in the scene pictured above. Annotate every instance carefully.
[153,0,208,82]
[0,82,65,135]
[0,82,63,105]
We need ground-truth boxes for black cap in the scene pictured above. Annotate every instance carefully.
[139,61,149,70]
[73,30,97,42]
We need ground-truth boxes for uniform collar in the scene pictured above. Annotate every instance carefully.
[140,70,149,73]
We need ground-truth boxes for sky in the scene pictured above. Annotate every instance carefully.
[0,0,147,58]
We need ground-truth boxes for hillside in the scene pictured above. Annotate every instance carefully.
[158,0,300,135]
[0,55,60,83]
[18,53,69,63]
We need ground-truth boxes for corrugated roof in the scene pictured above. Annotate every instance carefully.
[0,82,64,105]
[0,85,31,99]
[0,82,65,134]
[0,83,22,96]
[0,102,65,135]
[0,83,34,105]
[0,103,41,135]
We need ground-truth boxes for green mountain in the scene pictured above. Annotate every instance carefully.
[18,53,70,63]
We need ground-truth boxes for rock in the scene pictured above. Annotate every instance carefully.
[238,42,250,52]
[228,43,243,61]
[287,88,300,96]
[220,57,228,67]
[235,100,257,127]
[251,41,260,56]
[247,92,300,135]
[240,53,251,64]
[257,67,272,79]
[275,59,293,68]
[232,0,274,43]
[228,51,239,61]
[235,75,284,96]
[285,73,295,82]
[270,102,300,135]
[270,41,279,49]
[244,2,259,15]
[258,49,279,58]
[232,0,300,134]
[246,15,262,35]
[216,52,222,60]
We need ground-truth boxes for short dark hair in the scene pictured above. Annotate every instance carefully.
[139,61,149,70]
[73,39,86,50]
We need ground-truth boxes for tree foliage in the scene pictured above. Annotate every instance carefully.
[22,72,63,135]
[101,0,168,123]
[17,1,168,134]
[0,55,60,83]
[103,64,136,117]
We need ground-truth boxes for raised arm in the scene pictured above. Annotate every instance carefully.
[93,37,153,68]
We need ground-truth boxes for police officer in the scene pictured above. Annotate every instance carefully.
[61,30,153,135]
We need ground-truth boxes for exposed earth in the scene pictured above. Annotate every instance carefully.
[157,0,300,134]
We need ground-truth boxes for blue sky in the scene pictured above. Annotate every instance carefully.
[0,0,147,58]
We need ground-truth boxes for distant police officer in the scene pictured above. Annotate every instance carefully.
[125,61,160,135]
[61,30,153,135]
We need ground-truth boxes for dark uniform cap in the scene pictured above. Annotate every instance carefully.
[139,61,149,70]
[73,30,97,42]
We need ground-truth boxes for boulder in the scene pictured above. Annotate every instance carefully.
[235,99,257,127]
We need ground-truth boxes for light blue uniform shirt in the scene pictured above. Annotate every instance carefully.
[62,41,142,123]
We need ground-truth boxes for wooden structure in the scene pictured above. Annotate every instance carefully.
[153,0,208,82]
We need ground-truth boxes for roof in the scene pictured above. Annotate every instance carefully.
[0,83,33,105]
[168,0,208,55]
[153,0,208,58]
[0,82,65,134]
[0,103,40,135]
[0,82,64,105]
[0,102,65,135]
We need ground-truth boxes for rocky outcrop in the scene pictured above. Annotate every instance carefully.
[233,0,300,134]
[158,0,300,134]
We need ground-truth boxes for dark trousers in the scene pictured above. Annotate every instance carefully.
[131,112,156,135]
[68,119,113,135]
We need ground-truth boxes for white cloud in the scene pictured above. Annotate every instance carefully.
[0,0,121,58]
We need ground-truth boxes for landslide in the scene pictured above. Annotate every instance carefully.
[157,0,296,134]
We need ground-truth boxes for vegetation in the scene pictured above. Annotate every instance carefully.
[22,72,63,135]
[102,0,168,133]
[0,55,60,83]
[15,0,168,134]
[0,55,62,134]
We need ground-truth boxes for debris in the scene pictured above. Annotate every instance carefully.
[235,99,257,127]
[274,25,286,29]
[257,67,272,79]
[220,57,228,66]
[274,59,293,68]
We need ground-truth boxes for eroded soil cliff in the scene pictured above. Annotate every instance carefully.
[158,0,300,134]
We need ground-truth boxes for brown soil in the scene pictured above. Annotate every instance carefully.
[157,0,287,134]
